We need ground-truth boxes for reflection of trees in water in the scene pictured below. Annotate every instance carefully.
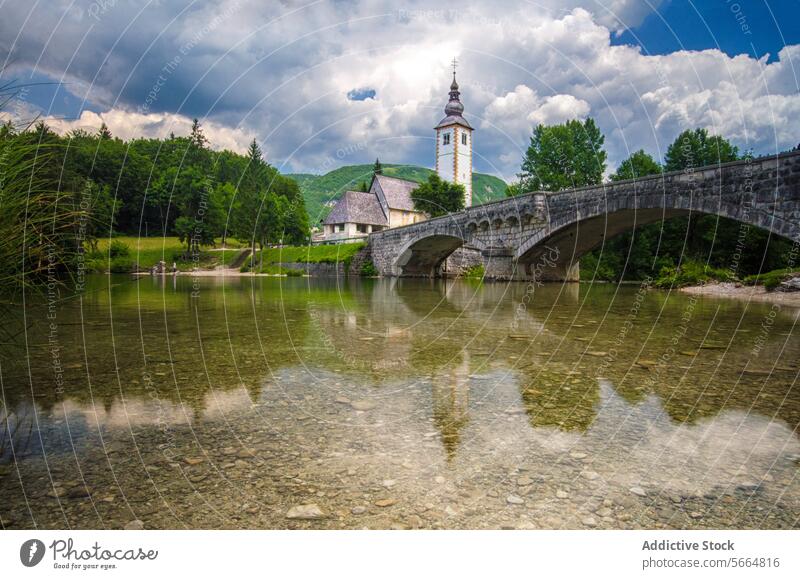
[517,364,599,432]
[0,276,328,413]
[0,402,37,462]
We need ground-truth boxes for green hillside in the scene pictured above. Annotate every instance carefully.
[287,164,508,223]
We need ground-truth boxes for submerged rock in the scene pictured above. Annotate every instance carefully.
[350,400,377,411]
[286,504,326,520]
[374,498,398,508]
[124,519,144,530]
[778,277,800,292]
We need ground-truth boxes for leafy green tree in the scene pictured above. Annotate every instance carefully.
[505,181,522,197]
[271,175,309,244]
[610,150,661,181]
[664,128,738,171]
[411,173,465,217]
[75,180,118,252]
[518,118,606,192]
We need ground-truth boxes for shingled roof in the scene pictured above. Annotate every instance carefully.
[323,190,387,226]
[373,174,418,211]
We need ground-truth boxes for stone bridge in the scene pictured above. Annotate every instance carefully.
[368,151,800,280]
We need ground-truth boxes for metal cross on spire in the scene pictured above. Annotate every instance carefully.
[451,57,458,75]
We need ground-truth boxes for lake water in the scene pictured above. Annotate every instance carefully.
[1,275,799,529]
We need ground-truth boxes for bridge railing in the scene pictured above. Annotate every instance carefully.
[368,149,800,239]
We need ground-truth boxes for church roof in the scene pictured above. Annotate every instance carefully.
[373,174,419,211]
[434,114,473,130]
[323,190,388,226]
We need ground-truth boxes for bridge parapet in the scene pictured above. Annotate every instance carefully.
[368,151,800,280]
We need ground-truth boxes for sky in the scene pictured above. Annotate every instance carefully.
[1,0,799,181]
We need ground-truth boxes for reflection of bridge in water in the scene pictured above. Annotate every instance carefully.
[369,151,800,280]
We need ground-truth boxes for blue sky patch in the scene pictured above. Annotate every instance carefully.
[612,0,800,62]
[347,87,376,101]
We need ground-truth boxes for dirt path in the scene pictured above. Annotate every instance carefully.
[227,248,251,270]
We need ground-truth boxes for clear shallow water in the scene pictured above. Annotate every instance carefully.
[1,275,798,529]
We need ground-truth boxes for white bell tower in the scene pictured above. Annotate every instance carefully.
[435,59,473,207]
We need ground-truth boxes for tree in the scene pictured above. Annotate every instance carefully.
[75,180,118,252]
[664,128,738,171]
[610,150,661,181]
[98,122,112,140]
[518,118,606,193]
[373,158,383,175]
[505,181,523,197]
[189,118,209,149]
[232,139,269,261]
[411,173,465,217]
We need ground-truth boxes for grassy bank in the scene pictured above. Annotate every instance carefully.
[743,268,800,290]
[87,236,245,273]
[649,261,799,290]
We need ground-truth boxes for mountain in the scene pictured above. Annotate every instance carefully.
[287,164,508,223]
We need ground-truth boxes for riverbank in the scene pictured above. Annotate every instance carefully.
[681,282,800,307]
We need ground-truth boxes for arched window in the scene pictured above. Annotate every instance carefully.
[442,133,450,145]
[461,132,467,145]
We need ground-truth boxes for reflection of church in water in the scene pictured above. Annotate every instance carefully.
[431,350,471,460]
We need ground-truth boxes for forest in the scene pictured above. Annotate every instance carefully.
[0,117,309,293]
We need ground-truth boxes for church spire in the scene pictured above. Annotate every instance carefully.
[444,57,464,117]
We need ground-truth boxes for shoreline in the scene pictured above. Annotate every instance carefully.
[134,269,296,278]
[680,282,800,307]
[133,271,800,308]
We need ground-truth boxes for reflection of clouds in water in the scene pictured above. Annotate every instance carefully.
[57,386,255,428]
[459,377,800,498]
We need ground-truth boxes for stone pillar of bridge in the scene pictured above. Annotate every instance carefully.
[481,247,518,280]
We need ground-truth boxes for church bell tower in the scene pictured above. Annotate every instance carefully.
[435,60,473,207]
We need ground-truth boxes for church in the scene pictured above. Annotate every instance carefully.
[321,69,473,243]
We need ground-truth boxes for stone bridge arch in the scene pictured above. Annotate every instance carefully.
[514,154,800,280]
[392,230,486,277]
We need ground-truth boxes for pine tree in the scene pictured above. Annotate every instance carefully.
[190,118,209,149]
[373,157,383,175]
[98,122,112,140]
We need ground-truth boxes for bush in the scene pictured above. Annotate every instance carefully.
[108,239,130,258]
[462,264,485,280]
[653,260,734,288]
[359,260,379,276]
[579,252,618,281]
[84,257,106,273]
[109,256,134,273]
[285,268,304,277]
